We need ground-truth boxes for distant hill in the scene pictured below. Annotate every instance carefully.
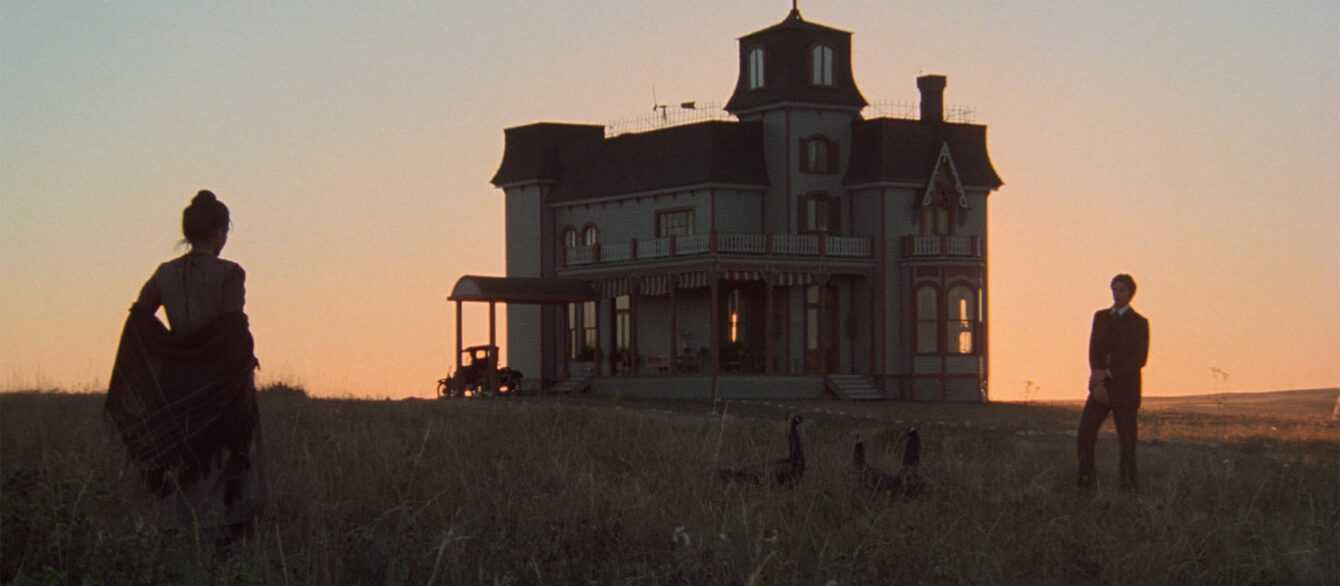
[1142,388,1339,419]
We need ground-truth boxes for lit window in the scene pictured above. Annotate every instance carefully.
[749,48,765,89]
[947,286,975,354]
[810,45,833,86]
[916,286,938,353]
[656,209,694,238]
[728,289,742,343]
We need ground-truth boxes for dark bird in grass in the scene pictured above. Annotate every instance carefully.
[717,414,805,487]
[852,428,923,496]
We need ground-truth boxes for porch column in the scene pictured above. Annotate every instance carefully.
[488,301,498,391]
[631,284,640,376]
[594,300,603,378]
[868,274,877,378]
[669,280,678,375]
[764,276,774,374]
[710,270,720,402]
[454,300,463,375]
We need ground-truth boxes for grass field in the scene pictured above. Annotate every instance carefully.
[2,388,1337,585]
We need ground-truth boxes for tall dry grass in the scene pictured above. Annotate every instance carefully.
[2,390,1337,585]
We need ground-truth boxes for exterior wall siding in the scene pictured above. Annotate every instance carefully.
[504,184,550,390]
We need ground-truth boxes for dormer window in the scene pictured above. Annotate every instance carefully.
[810,45,833,86]
[582,225,599,246]
[800,135,838,174]
[748,48,765,89]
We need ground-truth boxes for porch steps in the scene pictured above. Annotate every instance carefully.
[546,364,595,394]
[546,375,592,394]
[826,374,883,401]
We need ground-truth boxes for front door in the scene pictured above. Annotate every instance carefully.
[804,284,838,374]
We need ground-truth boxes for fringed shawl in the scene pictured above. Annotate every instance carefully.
[104,304,259,502]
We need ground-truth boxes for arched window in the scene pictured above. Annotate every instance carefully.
[582,225,599,246]
[810,45,833,86]
[916,286,938,353]
[800,136,837,174]
[946,286,976,354]
[749,48,765,89]
[562,227,577,249]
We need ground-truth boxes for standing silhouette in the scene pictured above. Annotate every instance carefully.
[105,190,267,545]
[1077,273,1150,492]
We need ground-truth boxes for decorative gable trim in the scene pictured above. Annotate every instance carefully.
[919,142,969,209]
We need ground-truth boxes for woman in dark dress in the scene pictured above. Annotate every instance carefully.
[105,190,267,542]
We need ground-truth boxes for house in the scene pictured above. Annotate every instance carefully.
[481,7,1003,401]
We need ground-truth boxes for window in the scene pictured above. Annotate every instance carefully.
[749,48,765,89]
[916,286,938,353]
[800,136,837,174]
[810,45,833,86]
[805,285,820,352]
[567,303,579,359]
[582,300,598,355]
[947,286,975,354]
[562,227,577,249]
[656,209,694,238]
[582,225,599,246]
[919,205,951,236]
[615,296,631,351]
[800,193,836,233]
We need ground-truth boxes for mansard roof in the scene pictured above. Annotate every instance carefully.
[845,118,1004,189]
[490,122,605,186]
[492,120,769,202]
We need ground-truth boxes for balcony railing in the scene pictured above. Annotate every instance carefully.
[902,235,981,258]
[563,232,874,267]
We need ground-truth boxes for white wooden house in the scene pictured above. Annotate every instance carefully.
[475,7,1003,401]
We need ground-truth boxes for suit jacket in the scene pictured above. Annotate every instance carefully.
[1089,307,1150,408]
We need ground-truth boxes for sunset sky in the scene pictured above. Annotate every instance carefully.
[3,1,1337,401]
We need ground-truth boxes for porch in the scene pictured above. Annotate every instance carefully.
[557,263,880,401]
[587,375,827,401]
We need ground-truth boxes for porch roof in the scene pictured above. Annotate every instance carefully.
[448,275,596,304]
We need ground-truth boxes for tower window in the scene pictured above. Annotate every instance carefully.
[800,193,836,234]
[810,45,833,86]
[800,136,838,174]
[947,286,976,354]
[749,48,765,89]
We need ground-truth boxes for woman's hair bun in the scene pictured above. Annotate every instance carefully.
[192,189,218,206]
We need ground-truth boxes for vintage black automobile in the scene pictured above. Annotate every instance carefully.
[437,344,523,398]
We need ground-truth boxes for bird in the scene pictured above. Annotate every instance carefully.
[852,428,923,495]
[717,414,805,487]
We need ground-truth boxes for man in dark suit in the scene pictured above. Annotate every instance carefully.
[1077,273,1150,492]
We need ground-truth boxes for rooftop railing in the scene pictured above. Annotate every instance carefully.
[604,99,978,137]
[562,232,874,267]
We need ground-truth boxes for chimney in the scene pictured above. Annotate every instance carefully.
[917,75,946,123]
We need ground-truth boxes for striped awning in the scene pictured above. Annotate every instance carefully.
[775,272,814,286]
[599,277,630,298]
